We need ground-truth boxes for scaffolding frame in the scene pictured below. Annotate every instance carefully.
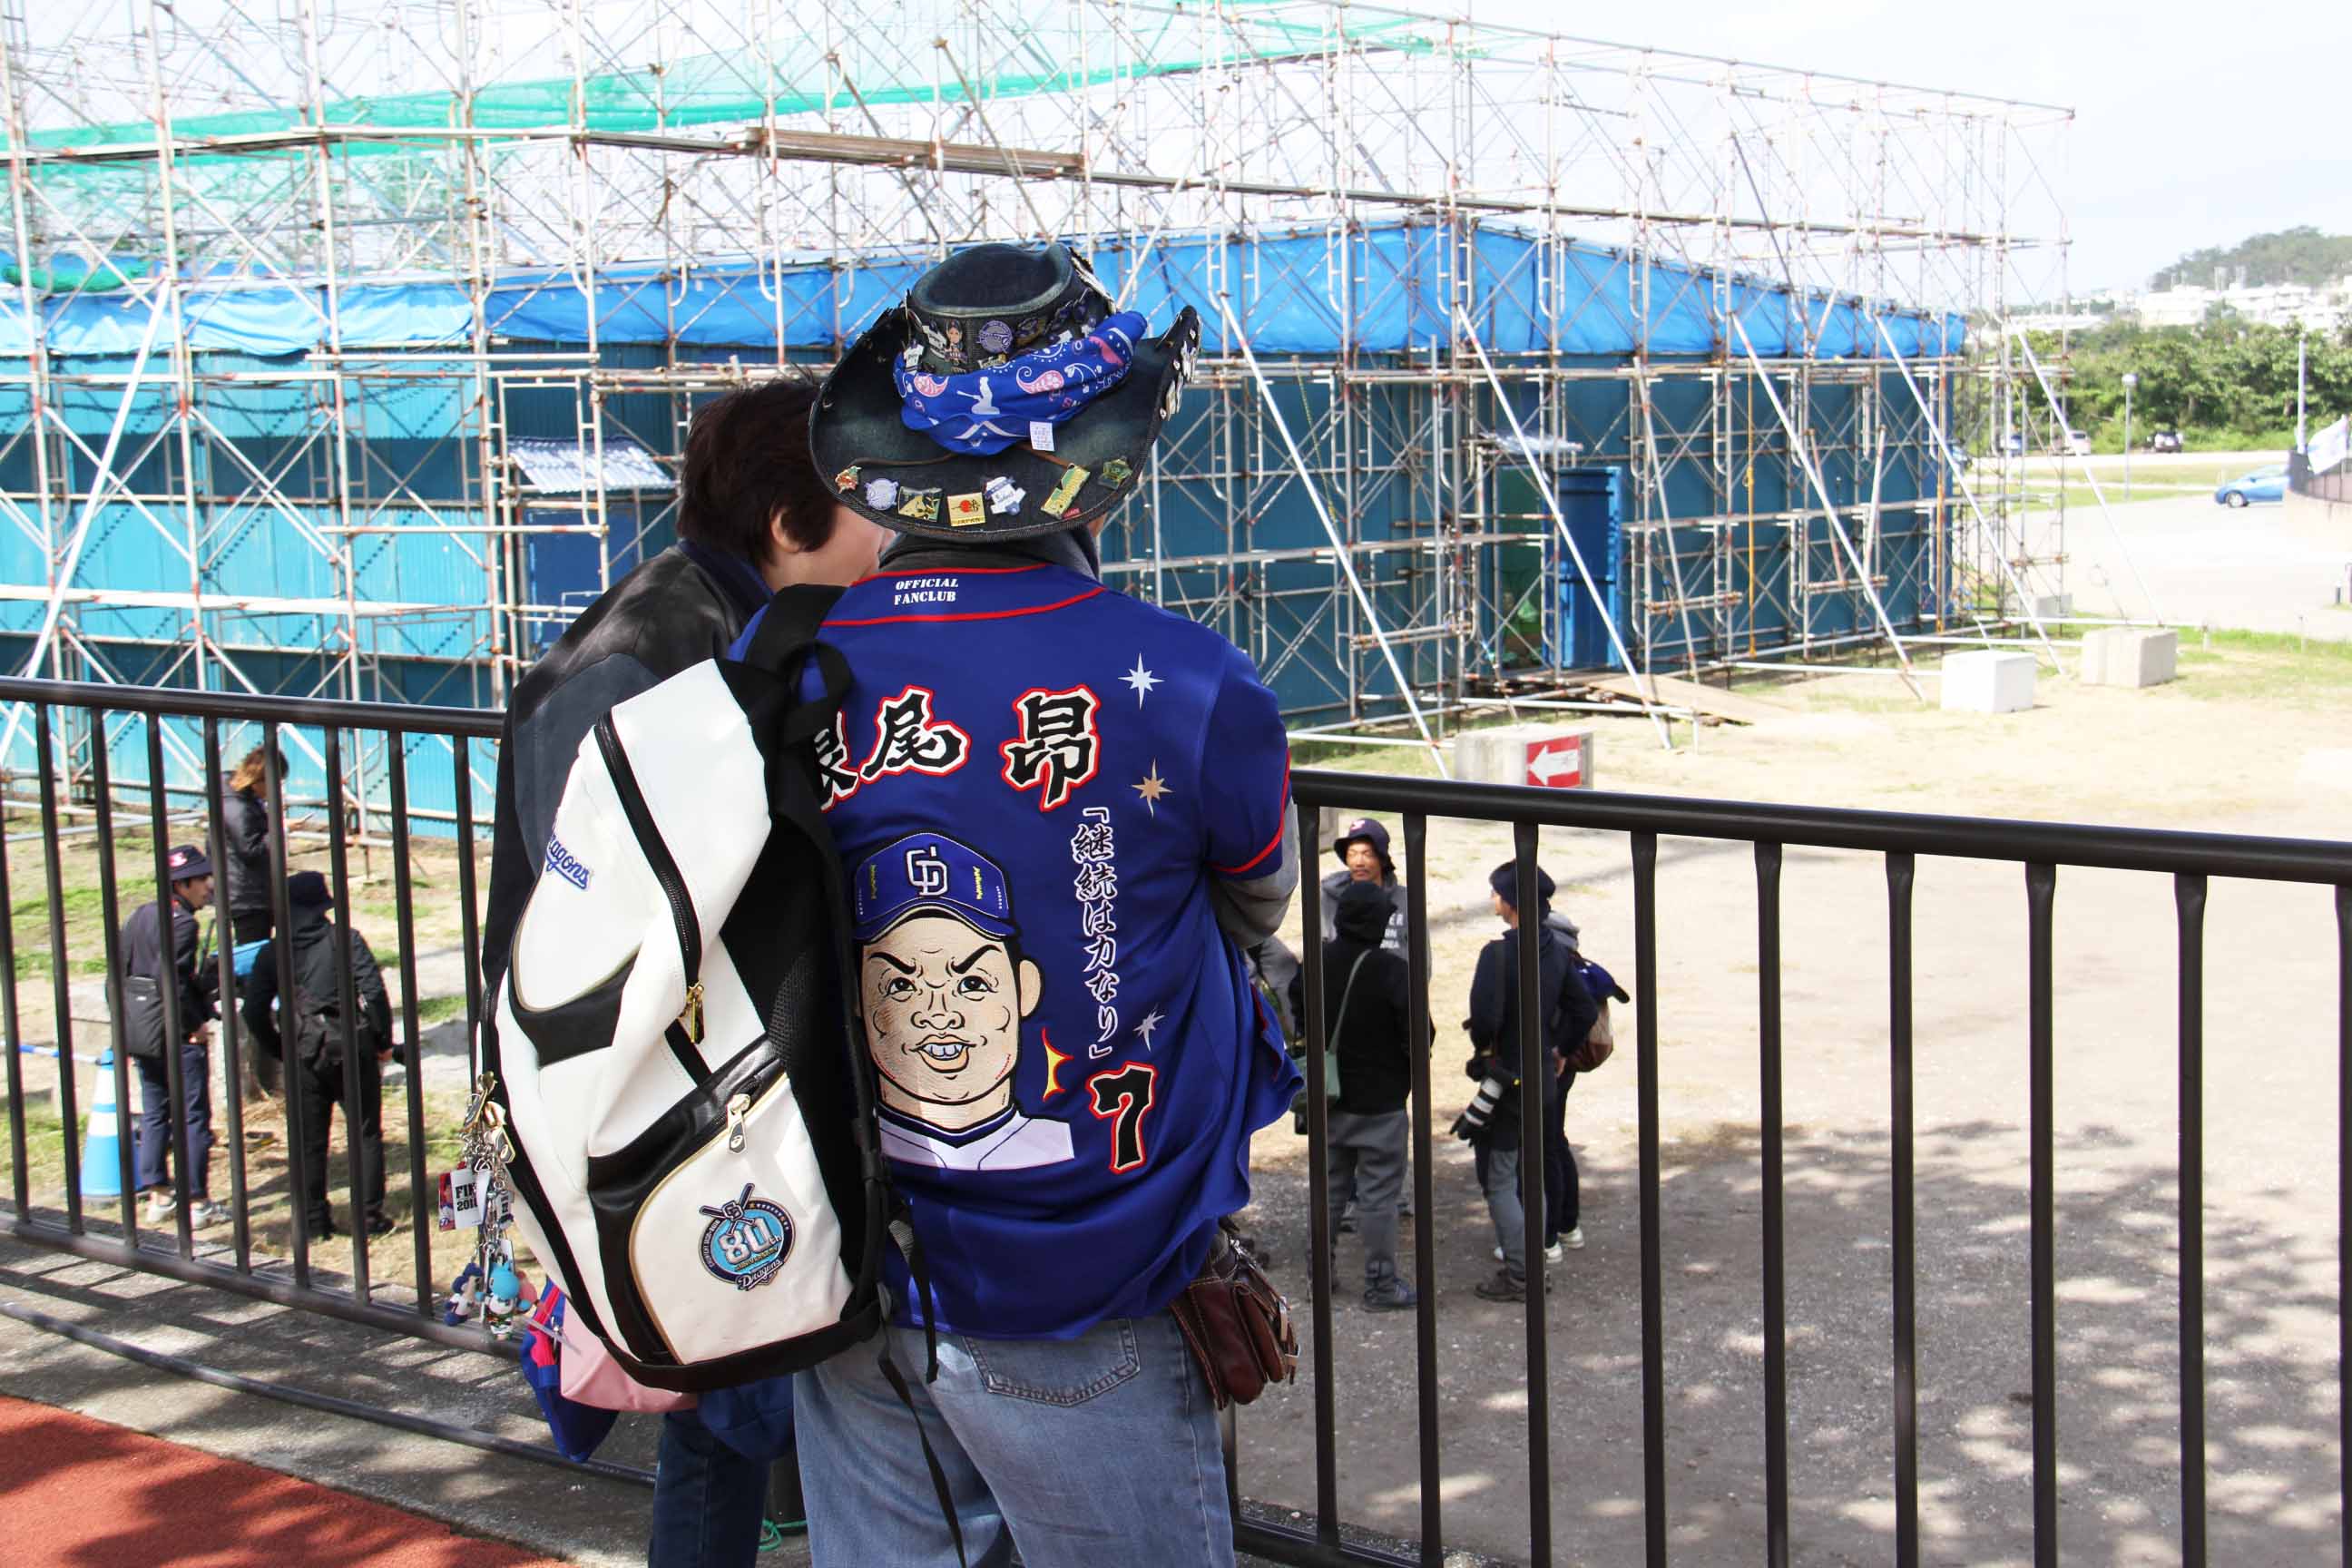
[0,0,2073,801]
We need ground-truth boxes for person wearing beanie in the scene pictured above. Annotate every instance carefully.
[784,239,1299,1566]
[1320,878,1422,1310]
[1455,860,1597,1302]
[119,844,223,1228]
[241,870,394,1240]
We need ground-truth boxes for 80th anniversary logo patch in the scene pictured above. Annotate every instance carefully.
[697,1183,794,1291]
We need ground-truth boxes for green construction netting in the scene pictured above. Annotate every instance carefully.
[2,4,1435,156]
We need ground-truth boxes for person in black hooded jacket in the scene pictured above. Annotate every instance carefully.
[1455,862,1596,1303]
[243,871,394,1238]
[1321,878,1420,1310]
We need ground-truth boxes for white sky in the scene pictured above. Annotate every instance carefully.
[1477,0,2347,292]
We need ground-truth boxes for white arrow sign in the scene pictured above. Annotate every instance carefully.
[1526,742,1583,787]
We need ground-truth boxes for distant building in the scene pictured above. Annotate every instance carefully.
[2133,277,2350,331]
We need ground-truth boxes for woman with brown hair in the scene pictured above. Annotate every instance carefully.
[220,744,287,947]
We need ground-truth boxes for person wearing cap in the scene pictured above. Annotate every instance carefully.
[120,844,223,1228]
[241,870,394,1240]
[783,240,1299,1566]
[1454,861,1597,1303]
[1318,817,1407,953]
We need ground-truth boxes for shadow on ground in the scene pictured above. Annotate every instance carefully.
[1232,1118,2341,1568]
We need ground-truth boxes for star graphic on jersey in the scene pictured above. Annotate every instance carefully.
[1132,761,1170,815]
[1121,656,1160,706]
[1132,1009,1165,1049]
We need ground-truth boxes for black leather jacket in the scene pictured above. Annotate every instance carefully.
[480,543,770,996]
[219,787,273,919]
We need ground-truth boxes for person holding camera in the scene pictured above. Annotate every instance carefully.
[1455,863,1596,1303]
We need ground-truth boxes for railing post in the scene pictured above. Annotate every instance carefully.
[1513,821,1553,1568]
[35,709,83,1230]
[2175,873,2206,1568]
[1403,811,1443,1563]
[387,733,436,1314]
[1634,829,1668,1566]
[2337,883,2350,1568]
[327,725,371,1300]
[1295,795,1338,1546]
[2026,860,2058,1567]
[201,716,253,1271]
[1886,851,1919,1568]
[89,728,138,1236]
[1,742,27,1220]
[1756,841,1788,1568]
[265,722,312,1286]
[143,716,192,1256]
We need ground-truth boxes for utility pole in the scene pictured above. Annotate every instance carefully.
[2297,331,2308,452]
[2122,370,2136,498]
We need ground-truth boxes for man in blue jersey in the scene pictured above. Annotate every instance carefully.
[790,240,1301,1566]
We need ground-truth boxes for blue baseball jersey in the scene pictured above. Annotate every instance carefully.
[760,562,1299,1340]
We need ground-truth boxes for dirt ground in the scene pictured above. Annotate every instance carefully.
[6,630,2352,1565]
[1228,632,2352,1565]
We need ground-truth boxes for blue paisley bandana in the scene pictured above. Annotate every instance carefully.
[894,311,1144,455]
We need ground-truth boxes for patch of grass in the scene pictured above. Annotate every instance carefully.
[2169,637,2352,707]
[414,994,467,1025]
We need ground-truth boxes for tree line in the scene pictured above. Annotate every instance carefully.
[2029,316,2352,450]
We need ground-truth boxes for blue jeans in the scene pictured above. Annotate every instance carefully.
[794,1315,1230,1568]
[132,1039,212,1199]
[646,1409,770,1567]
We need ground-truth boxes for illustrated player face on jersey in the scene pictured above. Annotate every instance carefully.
[851,833,1046,1137]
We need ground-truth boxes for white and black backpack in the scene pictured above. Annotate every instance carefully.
[483,588,888,1392]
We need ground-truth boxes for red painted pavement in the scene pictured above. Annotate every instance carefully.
[0,1395,573,1567]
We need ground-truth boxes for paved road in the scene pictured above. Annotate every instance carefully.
[2053,493,2352,640]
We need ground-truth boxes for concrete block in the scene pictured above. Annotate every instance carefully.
[2080,627,2179,688]
[1938,650,2036,714]
[2029,593,2074,624]
[1454,725,1595,790]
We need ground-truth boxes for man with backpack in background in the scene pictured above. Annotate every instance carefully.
[1455,862,1597,1303]
[119,844,223,1228]
[479,378,888,1568]
[789,239,1300,1566]
[240,870,394,1238]
[1320,878,1420,1311]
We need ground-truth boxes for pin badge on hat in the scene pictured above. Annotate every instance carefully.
[1042,466,1088,517]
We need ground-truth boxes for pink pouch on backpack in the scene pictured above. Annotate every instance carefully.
[559,1304,699,1413]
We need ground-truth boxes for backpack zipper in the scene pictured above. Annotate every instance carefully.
[593,715,705,1044]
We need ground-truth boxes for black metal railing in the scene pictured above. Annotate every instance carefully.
[3,674,2350,1568]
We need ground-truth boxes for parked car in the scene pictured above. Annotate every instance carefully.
[2063,429,2092,457]
[2148,429,2183,454]
[2214,465,2288,507]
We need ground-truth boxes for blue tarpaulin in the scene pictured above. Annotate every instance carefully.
[0,221,1962,361]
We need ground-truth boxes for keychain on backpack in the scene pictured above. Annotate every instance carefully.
[446,1073,525,1337]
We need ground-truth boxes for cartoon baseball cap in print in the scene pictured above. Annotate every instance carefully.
[851,832,1019,942]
